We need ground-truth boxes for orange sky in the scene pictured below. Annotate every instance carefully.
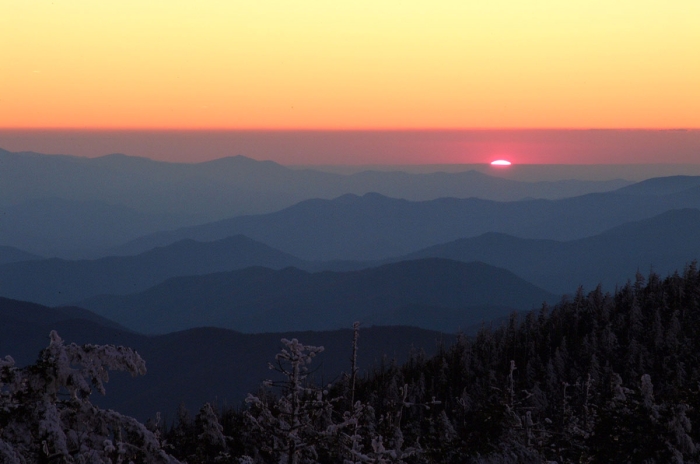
[2,1,699,130]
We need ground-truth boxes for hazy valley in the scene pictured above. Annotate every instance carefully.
[3,148,700,462]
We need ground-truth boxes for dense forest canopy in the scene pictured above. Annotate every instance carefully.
[163,262,700,463]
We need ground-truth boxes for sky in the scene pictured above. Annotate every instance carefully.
[2,1,699,164]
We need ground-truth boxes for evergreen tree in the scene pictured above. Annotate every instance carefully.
[0,331,180,463]
[245,338,333,464]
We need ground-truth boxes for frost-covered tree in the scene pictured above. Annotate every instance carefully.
[245,338,334,464]
[243,334,423,464]
[0,331,180,464]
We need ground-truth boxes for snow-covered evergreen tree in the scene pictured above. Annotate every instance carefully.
[0,331,180,463]
[245,338,333,464]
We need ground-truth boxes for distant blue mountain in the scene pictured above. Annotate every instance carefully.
[0,148,631,256]
[0,297,127,332]
[0,148,629,215]
[615,175,700,196]
[0,197,197,257]
[5,207,700,307]
[0,245,41,265]
[112,178,700,261]
[0,235,305,306]
[77,258,556,334]
[399,208,700,294]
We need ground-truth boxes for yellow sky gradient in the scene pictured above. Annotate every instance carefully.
[2,0,699,129]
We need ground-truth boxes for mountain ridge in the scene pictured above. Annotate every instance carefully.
[0,245,41,265]
[4,208,700,307]
[399,208,700,294]
[77,258,556,334]
[109,182,700,260]
[0,296,454,421]
[0,148,634,256]
[0,235,306,306]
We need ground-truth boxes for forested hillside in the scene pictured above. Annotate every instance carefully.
[162,263,700,463]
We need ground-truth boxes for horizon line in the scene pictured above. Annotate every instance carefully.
[2,147,700,167]
[1,127,699,132]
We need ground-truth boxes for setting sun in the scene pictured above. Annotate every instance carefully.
[490,160,512,166]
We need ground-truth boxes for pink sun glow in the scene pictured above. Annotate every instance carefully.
[490,159,512,166]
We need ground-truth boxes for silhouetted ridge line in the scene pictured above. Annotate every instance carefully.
[615,175,700,196]
[76,258,556,334]
[0,235,306,306]
[400,208,700,294]
[110,181,700,260]
[0,148,634,257]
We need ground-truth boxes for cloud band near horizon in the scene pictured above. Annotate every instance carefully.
[2,129,699,165]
